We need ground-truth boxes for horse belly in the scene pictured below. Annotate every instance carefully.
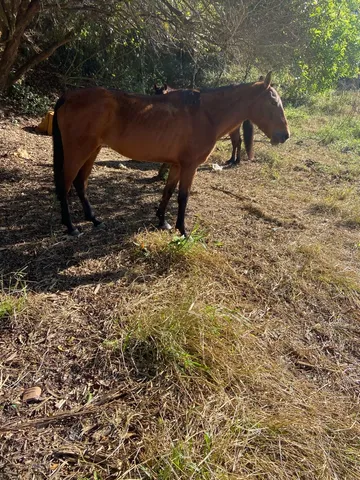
[105,129,184,164]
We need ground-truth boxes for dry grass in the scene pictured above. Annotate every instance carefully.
[1,91,360,479]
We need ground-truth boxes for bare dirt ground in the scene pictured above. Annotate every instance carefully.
[1,106,360,479]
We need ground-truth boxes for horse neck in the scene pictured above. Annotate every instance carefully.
[202,84,262,138]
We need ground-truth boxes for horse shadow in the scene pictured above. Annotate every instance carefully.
[97,159,160,172]
[96,159,166,184]
[22,126,40,135]
[0,160,180,294]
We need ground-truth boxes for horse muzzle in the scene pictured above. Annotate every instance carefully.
[271,131,290,145]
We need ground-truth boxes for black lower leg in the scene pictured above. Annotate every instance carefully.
[226,144,236,165]
[60,196,78,235]
[175,189,188,236]
[156,206,167,228]
[235,139,241,163]
[73,177,102,227]
[227,134,242,165]
[156,185,176,229]
[81,196,102,226]
[156,166,179,229]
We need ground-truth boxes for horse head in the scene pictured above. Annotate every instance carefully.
[249,72,290,145]
[154,83,168,95]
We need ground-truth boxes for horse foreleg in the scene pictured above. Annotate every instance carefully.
[156,164,180,230]
[176,165,197,237]
[73,148,103,228]
[226,127,241,165]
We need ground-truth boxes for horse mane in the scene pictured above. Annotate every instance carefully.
[200,83,253,93]
[118,88,201,107]
[154,83,200,106]
[167,89,200,106]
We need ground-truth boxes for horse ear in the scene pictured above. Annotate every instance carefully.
[258,75,264,82]
[163,83,167,90]
[264,72,272,88]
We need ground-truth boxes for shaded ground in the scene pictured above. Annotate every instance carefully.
[1,100,360,479]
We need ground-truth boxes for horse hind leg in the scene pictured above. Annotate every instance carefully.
[176,164,197,237]
[59,192,79,236]
[60,142,100,236]
[73,147,103,228]
[156,164,180,230]
[58,169,81,236]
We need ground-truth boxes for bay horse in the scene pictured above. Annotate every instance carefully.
[53,72,289,237]
[154,83,254,165]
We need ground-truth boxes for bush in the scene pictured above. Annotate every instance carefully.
[5,83,51,116]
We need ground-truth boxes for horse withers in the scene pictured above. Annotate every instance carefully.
[53,72,289,237]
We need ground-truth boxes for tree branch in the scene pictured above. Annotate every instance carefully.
[10,30,75,85]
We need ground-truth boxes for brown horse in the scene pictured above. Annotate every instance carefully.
[154,83,254,164]
[53,72,289,237]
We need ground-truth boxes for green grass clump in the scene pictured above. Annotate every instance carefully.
[132,224,208,268]
[0,272,27,323]
[0,298,16,320]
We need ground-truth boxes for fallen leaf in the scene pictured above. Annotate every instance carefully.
[16,148,31,160]
[22,386,42,403]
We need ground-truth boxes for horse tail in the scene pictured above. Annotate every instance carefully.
[242,120,254,160]
[53,96,66,200]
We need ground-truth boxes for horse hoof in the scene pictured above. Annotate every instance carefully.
[175,225,187,237]
[225,158,235,165]
[158,221,172,231]
[94,221,106,230]
[226,161,239,168]
[68,228,82,237]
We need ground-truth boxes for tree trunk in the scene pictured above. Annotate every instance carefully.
[0,34,24,91]
[0,0,41,92]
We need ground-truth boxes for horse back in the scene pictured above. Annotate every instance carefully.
[57,87,215,163]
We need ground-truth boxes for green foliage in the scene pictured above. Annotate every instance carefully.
[168,224,207,254]
[287,90,360,155]
[290,0,360,95]
[0,299,15,320]
[7,83,51,115]
[0,270,27,323]
[0,292,26,323]
[1,0,359,105]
